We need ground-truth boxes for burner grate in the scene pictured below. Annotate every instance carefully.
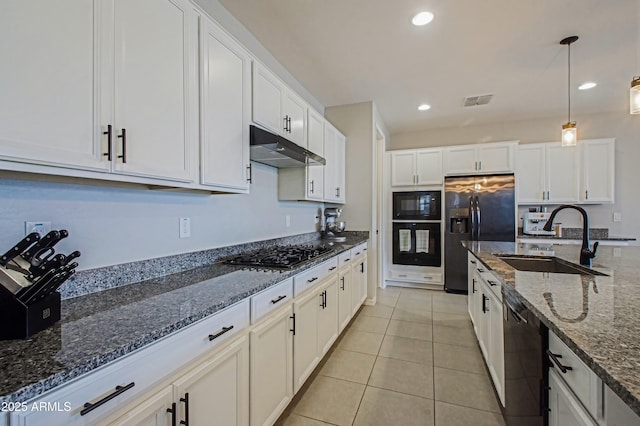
[225,244,334,269]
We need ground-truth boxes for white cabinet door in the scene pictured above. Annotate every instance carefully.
[306,109,325,200]
[172,335,249,426]
[293,288,320,393]
[487,290,504,406]
[547,144,580,203]
[351,256,367,315]
[317,277,339,356]
[444,146,477,175]
[324,125,345,203]
[284,91,307,147]
[250,306,293,426]
[477,281,490,361]
[200,16,250,191]
[252,62,285,135]
[477,144,514,173]
[581,139,614,203]
[391,151,417,186]
[334,130,346,203]
[337,267,352,332]
[548,368,598,426]
[416,149,443,185]
[604,384,640,426]
[0,0,109,172]
[108,0,195,182]
[516,144,546,203]
[467,255,479,329]
[104,386,173,426]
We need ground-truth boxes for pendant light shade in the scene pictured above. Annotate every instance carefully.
[562,122,577,147]
[630,77,640,114]
[560,36,578,147]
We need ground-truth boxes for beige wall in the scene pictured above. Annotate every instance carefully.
[390,111,640,241]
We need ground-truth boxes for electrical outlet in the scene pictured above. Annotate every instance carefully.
[613,212,622,222]
[285,215,291,228]
[179,217,191,238]
[25,221,51,237]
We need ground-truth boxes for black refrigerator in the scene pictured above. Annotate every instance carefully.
[444,174,515,293]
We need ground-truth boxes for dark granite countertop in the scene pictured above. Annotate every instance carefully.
[463,241,640,416]
[517,232,636,242]
[0,235,368,405]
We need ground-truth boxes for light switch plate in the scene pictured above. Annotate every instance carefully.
[25,221,51,237]
[613,212,622,222]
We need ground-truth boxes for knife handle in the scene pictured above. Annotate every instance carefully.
[63,250,81,266]
[0,232,40,266]
[29,253,66,278]
[22,230,59,261]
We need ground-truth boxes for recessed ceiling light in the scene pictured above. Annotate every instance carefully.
[578,82,597,90]
[418,104,431,111]
[412,11,434,26]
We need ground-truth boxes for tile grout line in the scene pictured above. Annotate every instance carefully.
[431,291,437,425]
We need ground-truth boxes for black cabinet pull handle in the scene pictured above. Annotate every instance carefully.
[167,402,177,426]
[478,268,485,273]
[117,128,127,163]
[80,382,135,416]
[307,277,318,283]
[180,392,189,425]
[482,295,488,313]
[271,295,287,304]
[319,292,325,308]
[103,124,112,161]
[287,116,292,133]
[290,313,296,335]
[470,260,476,264]
[208,325,234,341]
[360,262,364,273]
[472,278,476,293]
[283,116,288,132]
[328,266,337,271]
[546,350,573,373]
[488,280,498,287]
[309,180,314,193]
[344,258,350,262]
[247,164,252,183]
[340,276,345,290]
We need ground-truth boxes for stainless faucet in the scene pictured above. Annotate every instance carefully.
[543,205,598,266]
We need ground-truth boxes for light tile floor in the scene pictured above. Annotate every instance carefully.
[276,286,506,426]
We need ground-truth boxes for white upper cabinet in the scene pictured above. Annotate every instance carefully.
[515,144,546,203]
[323,122,346,204]
[200,16,251,192]
[105,0,197,182]
[0,0,108,172]
[306,109,325,200]
[252,62,307,147]
[581,139,615,203]
[390,149,442,186]
[444,142,516,175]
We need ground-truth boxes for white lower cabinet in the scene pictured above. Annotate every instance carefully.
[337,265,353,333]
[292,286,320,393]
[104,386,174,426]
[351,246,368,315]
[548,368,598,426]
[249,305,293,426]
[317,277,339,356]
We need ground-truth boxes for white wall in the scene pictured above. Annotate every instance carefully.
[390,111,640,241]
[0,163,322,270]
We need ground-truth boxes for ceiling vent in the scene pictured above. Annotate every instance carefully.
[463,94,493,107]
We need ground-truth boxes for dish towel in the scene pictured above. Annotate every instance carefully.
[399,229,411,252]
[415,229,430,253]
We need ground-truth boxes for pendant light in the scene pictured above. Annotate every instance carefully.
[560,36,578,147]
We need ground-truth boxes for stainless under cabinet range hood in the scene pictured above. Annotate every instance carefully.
[250,125,325,168]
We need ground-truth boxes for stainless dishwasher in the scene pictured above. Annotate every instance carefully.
[503,292,548,426]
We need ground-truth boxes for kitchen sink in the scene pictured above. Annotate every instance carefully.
[495,255,608,276]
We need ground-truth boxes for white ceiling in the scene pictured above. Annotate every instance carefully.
[218,0,639,134]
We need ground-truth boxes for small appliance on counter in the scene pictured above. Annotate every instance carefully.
[0,230,81,339]
[322,208,347,242]
[523,212,556,236]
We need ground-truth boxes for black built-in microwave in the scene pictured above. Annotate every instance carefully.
[392,190,441,221]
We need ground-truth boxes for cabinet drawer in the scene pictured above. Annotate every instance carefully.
[548,331,601,419]
[294,258,338,296]
[250,278,293,323]
[475,265,501,301]
[388,269,442,284]
[351,243,368,259]
[11,300,249,426]
[338,251,352,268]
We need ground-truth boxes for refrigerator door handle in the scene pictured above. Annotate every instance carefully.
[468,196,476,240]
[475,195,481,240]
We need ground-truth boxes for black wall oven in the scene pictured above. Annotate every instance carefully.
[392,222,441,267]
[393,190,441,221]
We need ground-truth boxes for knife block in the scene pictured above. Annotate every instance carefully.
[0,283,61,340]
